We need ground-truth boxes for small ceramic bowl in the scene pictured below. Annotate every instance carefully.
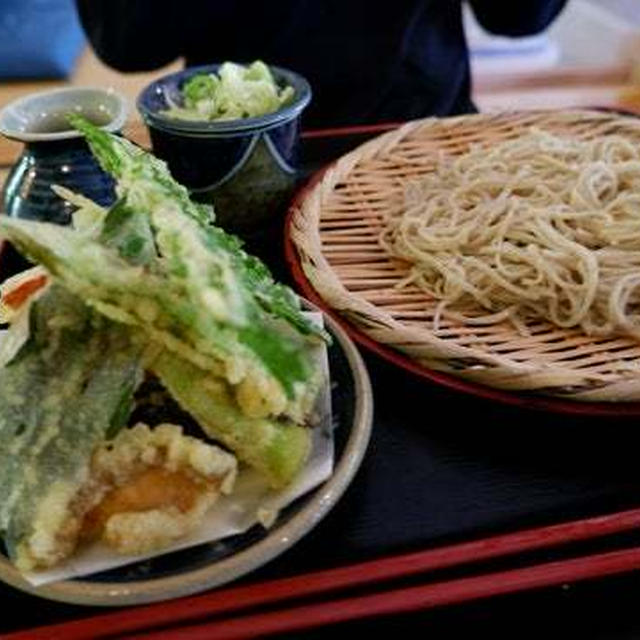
[0,87,127,224]
[137,64,312,237]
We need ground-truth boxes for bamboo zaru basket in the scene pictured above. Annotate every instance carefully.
[289,110,640,403]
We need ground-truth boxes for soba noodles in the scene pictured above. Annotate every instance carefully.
[379,128,640,338]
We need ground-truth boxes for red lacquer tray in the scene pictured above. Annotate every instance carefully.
[5,121,640,639]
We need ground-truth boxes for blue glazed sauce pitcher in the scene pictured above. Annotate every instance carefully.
[0,87,127,224]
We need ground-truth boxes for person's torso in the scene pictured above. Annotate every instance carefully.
[182,0,472,127]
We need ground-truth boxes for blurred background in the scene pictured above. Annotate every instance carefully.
[0,0,639,141]
[467,0,640,110]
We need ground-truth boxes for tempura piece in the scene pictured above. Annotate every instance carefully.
[0,266,49,367]
[81,423,236,556]
[151,351,311,489]
[0,287,145,571]
[13,423,237,569]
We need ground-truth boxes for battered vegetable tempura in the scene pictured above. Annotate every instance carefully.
[16,424,236,571]
[0,116,327,572]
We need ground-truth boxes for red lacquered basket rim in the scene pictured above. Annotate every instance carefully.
[284,163,640,419]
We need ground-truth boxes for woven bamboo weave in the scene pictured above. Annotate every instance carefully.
[290,110,640,402]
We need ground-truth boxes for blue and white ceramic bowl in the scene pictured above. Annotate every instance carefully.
[0,87,127,224]
[137,64,312,236]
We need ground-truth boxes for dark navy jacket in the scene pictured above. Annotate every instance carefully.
[76,0,567,128]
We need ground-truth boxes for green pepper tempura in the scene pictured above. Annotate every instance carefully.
[162,60,295,121]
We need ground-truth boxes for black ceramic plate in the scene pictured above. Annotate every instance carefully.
[0,245,373,606]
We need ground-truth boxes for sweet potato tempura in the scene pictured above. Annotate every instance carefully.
[15,424,237,570]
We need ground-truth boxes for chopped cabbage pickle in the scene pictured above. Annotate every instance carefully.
[162,60,295,122]
[150,350,311,489]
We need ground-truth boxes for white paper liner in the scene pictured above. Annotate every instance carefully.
[21,313,333,586]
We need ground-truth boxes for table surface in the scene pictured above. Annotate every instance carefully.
[4,59,640,638]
